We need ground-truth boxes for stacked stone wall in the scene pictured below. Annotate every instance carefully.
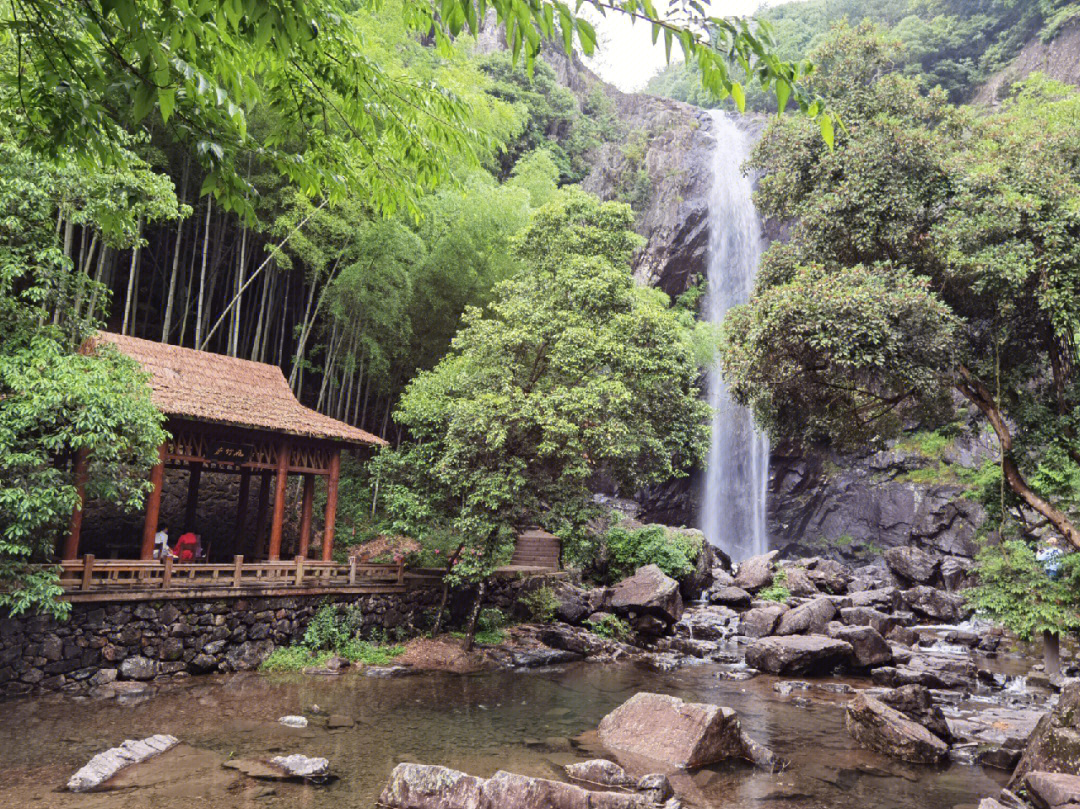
[0,588,440,697]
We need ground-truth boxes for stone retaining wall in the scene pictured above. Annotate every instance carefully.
[0,588,441,697]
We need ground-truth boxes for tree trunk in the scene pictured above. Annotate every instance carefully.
[162,162,189,342]
[194,197,213,349]
[955,366,1080,549]
[121,216,145,335]
[1044,629,1062,679]
[462,580,487,653]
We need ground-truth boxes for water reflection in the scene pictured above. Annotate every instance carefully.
[0,663,1006,808]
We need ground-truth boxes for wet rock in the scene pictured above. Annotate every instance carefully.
[1024,771,1080,809]
[901,586,964,623]
[1011,681,1080,787]
[481,769,591,808]
[708,586,753,609]
[886,625,920,647]
[734,551,778,592]
[609,565,684,625]
[744,635,853,675]
[840,607,897,637]
[549,581,590,624]
[379,762,485,809]
[844,693,948,764]
[884,547,939,585]
[278,715,308,728]
[877,685,952,741]
[781,566,819,598]
[597,692,746,768]
[119,655,156,681]
[740,603,789,638]
[67,734,179,791]
[679,532,716,601]
[326,714,355,729]
[270,754,330,779]
[848,565,895,593]
[848,587,901,610]
[940,556,973,591]
[564,759,631,787]
[773,680,812,696]
[511,649,583,668]
[674,606,739,641]
[775,597,837,636]
[224,639,274,671]
[539,625,617,657]
[829,625,892,668]
[804,559,853,595]
[634,614,669,637]
[637,773,674,803]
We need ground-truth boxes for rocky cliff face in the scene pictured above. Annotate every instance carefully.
[976,19,1080,104]
[531,45,995,564]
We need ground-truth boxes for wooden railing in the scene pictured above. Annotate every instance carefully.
[56,555,442,597]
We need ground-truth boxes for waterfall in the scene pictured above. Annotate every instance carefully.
[700,111,769,563]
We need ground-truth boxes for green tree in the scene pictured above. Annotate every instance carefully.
[719,26,1080,548]
[377,189,712,646]
[0,137,172,616]
[0,0,835,219]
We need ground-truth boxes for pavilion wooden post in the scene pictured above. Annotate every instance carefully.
[62,449,90,560]
[139,443,167,560]
[184,461,202,529]
[322,448,341,562]
[268,438,290,561]
[236,467,251,553]
[298,473,314,559]
[254,472,271,558]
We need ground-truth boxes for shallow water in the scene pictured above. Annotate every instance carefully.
[0,662,1007,808]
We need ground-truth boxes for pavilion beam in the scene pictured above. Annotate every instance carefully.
[255,472,271,558]
[139,443,167,560]
[268,438,290,560]
[322,448,341,562]
[298,473,314,559]
[236,467,251,555]
[184,461,202,530]
[62,449,89,560]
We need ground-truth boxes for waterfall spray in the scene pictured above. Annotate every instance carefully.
[700,111,769,563]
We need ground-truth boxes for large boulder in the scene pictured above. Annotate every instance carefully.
[679,533,715,600]
[734,551,778,592]
[119,655,156,681]
[1011,681,1080,787]
[844,693,948,764]
[877,684,952,741]
[804,558,853,594]
[67,735,179,792]
[379,763,485,809]
[744,635,852,675]
[1023,771,1080,809]
[902,586,964,623]
[884,547,939,585]
[828,625,892,668]
[597,692,745,768]
[609,565,683,624]
[775,597,836,636]
[780,565,819,598]
[839,606,897,637]
[739,603,789,638]
[547,581,590,624]
[480,771,590,809]
[709,586,753,609]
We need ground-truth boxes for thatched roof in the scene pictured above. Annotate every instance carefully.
[92,332,385,447]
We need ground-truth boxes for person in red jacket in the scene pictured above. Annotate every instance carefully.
[173,531,202,562]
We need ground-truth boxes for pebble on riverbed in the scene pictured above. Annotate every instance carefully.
[67,734,179,792]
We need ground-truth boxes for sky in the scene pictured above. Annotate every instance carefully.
[583,0,794,93]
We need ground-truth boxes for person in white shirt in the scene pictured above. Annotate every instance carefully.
[153,524,170,559]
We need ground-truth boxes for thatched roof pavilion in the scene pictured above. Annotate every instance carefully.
[63,333,385,564]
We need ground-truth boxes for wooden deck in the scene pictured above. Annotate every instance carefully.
[54,556,443,602]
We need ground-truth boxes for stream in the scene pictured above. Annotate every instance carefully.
[0,661,1009,808]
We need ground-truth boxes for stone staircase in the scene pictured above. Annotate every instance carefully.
[506,528,561,571]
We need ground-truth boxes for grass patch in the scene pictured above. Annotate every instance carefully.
[340,639,405,665]
[450,629,506,645]
[260,647,332,672]
[585,614,632,641]
[896,427,957,459]
[758,567,790,603]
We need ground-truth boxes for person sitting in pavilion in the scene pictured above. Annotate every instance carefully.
[173,530,202,562]
[152,522,171,559]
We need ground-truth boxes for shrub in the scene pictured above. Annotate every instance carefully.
[302,604,353,651]
[477,608,507,633]
[586,614,632,641]
[519,585,559,623]
[452,628,505,645]
[340,639,405,665]
[605,523,702,580]
[260,647,331,672]
[757,567,790,603]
